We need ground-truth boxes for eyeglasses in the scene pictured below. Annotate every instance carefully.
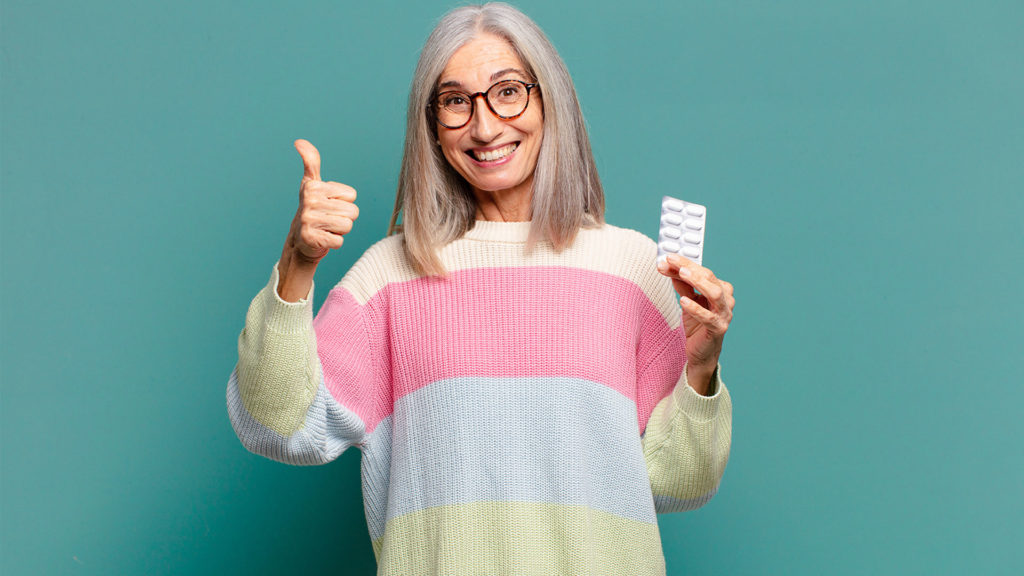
[433,79,539,129]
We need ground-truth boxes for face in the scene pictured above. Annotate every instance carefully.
[435,33,543,204]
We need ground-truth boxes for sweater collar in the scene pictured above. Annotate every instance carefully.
[462,219,533,243]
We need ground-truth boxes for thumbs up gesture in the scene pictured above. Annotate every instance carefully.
[277,139,359,301]
[288,139,360,261]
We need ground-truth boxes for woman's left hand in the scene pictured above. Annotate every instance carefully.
[656,253,736,395]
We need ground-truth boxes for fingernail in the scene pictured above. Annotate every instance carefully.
[677,267,691,277]
[657,260,668,271]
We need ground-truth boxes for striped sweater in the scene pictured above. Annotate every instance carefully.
[227,219,732,575]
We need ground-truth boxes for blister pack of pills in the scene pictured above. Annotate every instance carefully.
[657,196,706,265]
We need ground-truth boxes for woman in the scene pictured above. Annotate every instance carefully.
[228,3,734,574]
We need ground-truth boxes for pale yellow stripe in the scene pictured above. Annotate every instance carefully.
[235,267,319,436]
[338,224,681,329]
[372,500,666,576]
[643,367,732,502]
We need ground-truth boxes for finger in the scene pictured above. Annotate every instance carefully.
[299,223,346,254]
[302,180,357,204]
[658,257,701,300]
[316,230,346,251]
[303,230,344,253]
[294,139,321,182]
[317,216,354,236]
[318,198,360,221]
[305,200,359,225]
[670,277,697,300]
[322,181,357,202]
[662,259,722,310]
[664,254,731,313]
[664,253,719,284]
[679,295,720,327]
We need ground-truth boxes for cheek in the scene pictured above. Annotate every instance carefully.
[524,121,543,162]
[521,110,543,151]
[438,136,465,168]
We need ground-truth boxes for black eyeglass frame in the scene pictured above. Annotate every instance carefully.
[431,80,540,129]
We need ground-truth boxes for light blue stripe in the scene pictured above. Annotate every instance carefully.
[361,414,393,540]
[652,485,719,513]
[226,366,365,465]
[384,376,657,527]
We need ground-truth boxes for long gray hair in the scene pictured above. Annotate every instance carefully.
[388,2,605,277]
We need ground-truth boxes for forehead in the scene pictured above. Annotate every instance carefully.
[438,33,526,89]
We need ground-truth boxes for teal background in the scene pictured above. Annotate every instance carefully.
[2,0,1022,574]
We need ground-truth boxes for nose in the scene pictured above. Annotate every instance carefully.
[468,93,503,143]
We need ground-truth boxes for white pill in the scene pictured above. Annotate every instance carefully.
[682,246,700,258]
[684,233,702,244]
[660,227,682,239]
[663,199,684,212]
[685,204,705,217]
[684,219,703,231]
[659,240,681,253]
[662,213,683,226]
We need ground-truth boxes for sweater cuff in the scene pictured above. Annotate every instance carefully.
[261,261,315,335]
[673,363,726,422]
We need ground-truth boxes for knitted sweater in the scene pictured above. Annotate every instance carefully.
[227,220,732,575]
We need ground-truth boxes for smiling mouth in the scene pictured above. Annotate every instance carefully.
[467,142,519,162]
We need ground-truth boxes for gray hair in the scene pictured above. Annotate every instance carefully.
[387,2,605,277]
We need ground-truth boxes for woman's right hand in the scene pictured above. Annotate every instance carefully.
[277,139,360,302]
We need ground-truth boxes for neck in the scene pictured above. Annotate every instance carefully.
[472,176,534,222]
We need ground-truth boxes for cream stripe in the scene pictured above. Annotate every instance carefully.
[336,223,681,328]
[372,501,666,575]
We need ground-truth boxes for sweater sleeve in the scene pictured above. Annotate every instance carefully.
[635,258,733,513]
[225,261,373,465]
[641,361,732,512]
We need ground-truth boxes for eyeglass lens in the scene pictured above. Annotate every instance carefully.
[436,80,531,128]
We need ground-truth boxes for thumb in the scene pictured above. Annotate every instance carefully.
[294,139,321,181]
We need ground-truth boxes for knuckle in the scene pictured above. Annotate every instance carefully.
[327,234,344,249]
[705,285,723,301]
[328,182,355,199]
[338,217,353,234]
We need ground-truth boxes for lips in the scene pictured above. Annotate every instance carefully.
[467,142,519,162]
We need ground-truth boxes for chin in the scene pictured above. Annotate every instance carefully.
[468,177,525,193]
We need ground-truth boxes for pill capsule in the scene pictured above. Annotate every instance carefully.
[661,213,683,226]
[685,204,705,217]
[659,240,681,253]
[660,227,682,239]
[683,233,702,244]
[682,246,700,258]
[663,199,684,212]
[684,219,703,231]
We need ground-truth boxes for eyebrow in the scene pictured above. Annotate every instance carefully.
[437,68,528,91]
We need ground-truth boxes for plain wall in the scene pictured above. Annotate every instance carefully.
[2,0,1022,574]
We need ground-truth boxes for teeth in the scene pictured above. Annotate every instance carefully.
[473,143,517,162]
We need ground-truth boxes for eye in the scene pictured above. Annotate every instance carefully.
[491,81,525,104]
[441,93,470,109]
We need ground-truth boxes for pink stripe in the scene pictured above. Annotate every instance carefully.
[314,266,684,435]
[313,289,394,437]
